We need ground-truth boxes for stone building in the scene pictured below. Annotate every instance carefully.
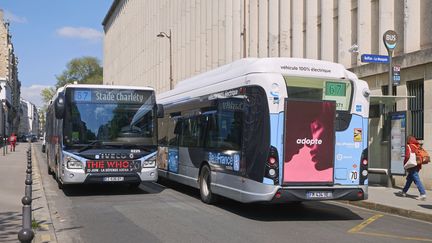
[0,9,21,138]
[102,0,432,189]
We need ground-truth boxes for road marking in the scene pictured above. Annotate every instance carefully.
[349,214,432,242]
[356,231,432,242]
[348,214,383,233]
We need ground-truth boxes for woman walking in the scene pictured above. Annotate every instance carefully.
[399,135,427,200]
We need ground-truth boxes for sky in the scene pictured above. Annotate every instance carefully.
[0,0,113,108]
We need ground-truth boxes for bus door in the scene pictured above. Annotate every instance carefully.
[282,99,336,185]
[166,116,180,173]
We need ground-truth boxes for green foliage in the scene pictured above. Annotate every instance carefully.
[32,219,40,229]
[39,56,103,108]
[55,56,103,88]
[40,87,56,104]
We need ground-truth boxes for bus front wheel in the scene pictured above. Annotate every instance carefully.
[47,154,53,175]
[199,164,217,204]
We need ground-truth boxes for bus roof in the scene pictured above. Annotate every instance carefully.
[159,58,358,100]
[61,83,154,91]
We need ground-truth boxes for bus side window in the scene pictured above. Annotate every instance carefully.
[204,114,218,148]
[179,116,203,147]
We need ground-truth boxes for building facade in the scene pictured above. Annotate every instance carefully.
[103,0,432,189]
[0,9,21,139]
[18,99,39,139]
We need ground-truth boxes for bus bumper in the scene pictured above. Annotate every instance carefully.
[213,173,368,203]
[269,185,368,203]
[61,167,158,184]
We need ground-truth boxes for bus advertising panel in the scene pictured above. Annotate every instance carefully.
[283,99,336,184]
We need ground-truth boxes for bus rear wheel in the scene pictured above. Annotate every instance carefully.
[199,164,217,204]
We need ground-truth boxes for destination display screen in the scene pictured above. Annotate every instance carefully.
[325,82,346,96]
[73,89,149,104]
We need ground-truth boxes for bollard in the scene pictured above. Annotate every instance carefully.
[25,175,32,200]
[17,196,34,243]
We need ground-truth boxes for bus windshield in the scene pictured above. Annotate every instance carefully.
[284,76,352,111]
[63,88,157,147]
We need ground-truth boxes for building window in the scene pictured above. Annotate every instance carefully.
[407,80,424,140]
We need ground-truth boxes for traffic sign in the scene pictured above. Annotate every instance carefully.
[383,30,398,51]
[393,65,401,85]
[361,54,389,64]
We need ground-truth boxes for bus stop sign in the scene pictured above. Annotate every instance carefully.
[383,30,398,52]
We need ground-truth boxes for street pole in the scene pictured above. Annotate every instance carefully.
[243,0,247,58]
[383,30,398,188]
[157,30,173,90]
[169,29,173,90]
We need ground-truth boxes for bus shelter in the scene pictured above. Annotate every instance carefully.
[367,95,414,187]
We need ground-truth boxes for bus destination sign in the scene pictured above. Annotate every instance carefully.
[73,89,147,104]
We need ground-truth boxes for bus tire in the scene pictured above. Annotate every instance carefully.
[47,154,54,175]
[55,162,64,189]
[47,165,53,175]
[56,175,63,189]
[199,164,217,204]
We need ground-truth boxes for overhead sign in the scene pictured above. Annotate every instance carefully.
[361,54,389,64]
[383,30,398,52]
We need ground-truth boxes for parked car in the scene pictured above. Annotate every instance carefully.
[17,135,27,142]
[26,134,38,143]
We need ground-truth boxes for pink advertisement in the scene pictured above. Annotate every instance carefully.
[283,100,335,184]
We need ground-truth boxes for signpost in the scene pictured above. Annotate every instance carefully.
[383,30,399,185]
[383,30,398,95]
[361,54,389,64]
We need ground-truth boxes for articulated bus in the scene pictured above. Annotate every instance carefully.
[46,84,162,189]
[157,58,370,204]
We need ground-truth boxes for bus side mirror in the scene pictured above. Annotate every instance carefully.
[156,104,164,118]
[54,93,65,119]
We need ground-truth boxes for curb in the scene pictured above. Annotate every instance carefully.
[345,200,432,223]
[31,144,58,242]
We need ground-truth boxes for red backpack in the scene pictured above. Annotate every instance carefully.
[412,144,430,165]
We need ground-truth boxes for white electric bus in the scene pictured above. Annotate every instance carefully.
[157,58,370,204]
[46,84,163,189]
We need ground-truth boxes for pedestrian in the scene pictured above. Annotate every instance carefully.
[8,133,17,152]
[398,135,427,200]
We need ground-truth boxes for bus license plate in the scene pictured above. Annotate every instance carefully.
[103,177,124,182]
[306,191,333,199]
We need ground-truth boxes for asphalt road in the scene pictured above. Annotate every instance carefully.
[33,144,432,243]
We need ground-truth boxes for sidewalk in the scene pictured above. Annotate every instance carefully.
[347,185,432,223]
[0,142,56,242]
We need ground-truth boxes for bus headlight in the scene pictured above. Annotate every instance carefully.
[143,160,156,168]
[65,156,82,169]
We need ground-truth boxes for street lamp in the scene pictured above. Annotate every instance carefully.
[157,29,173,90]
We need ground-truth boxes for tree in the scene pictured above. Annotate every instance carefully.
[41,87,56,104]
[55,56,103,89]
[40,56,103,107]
